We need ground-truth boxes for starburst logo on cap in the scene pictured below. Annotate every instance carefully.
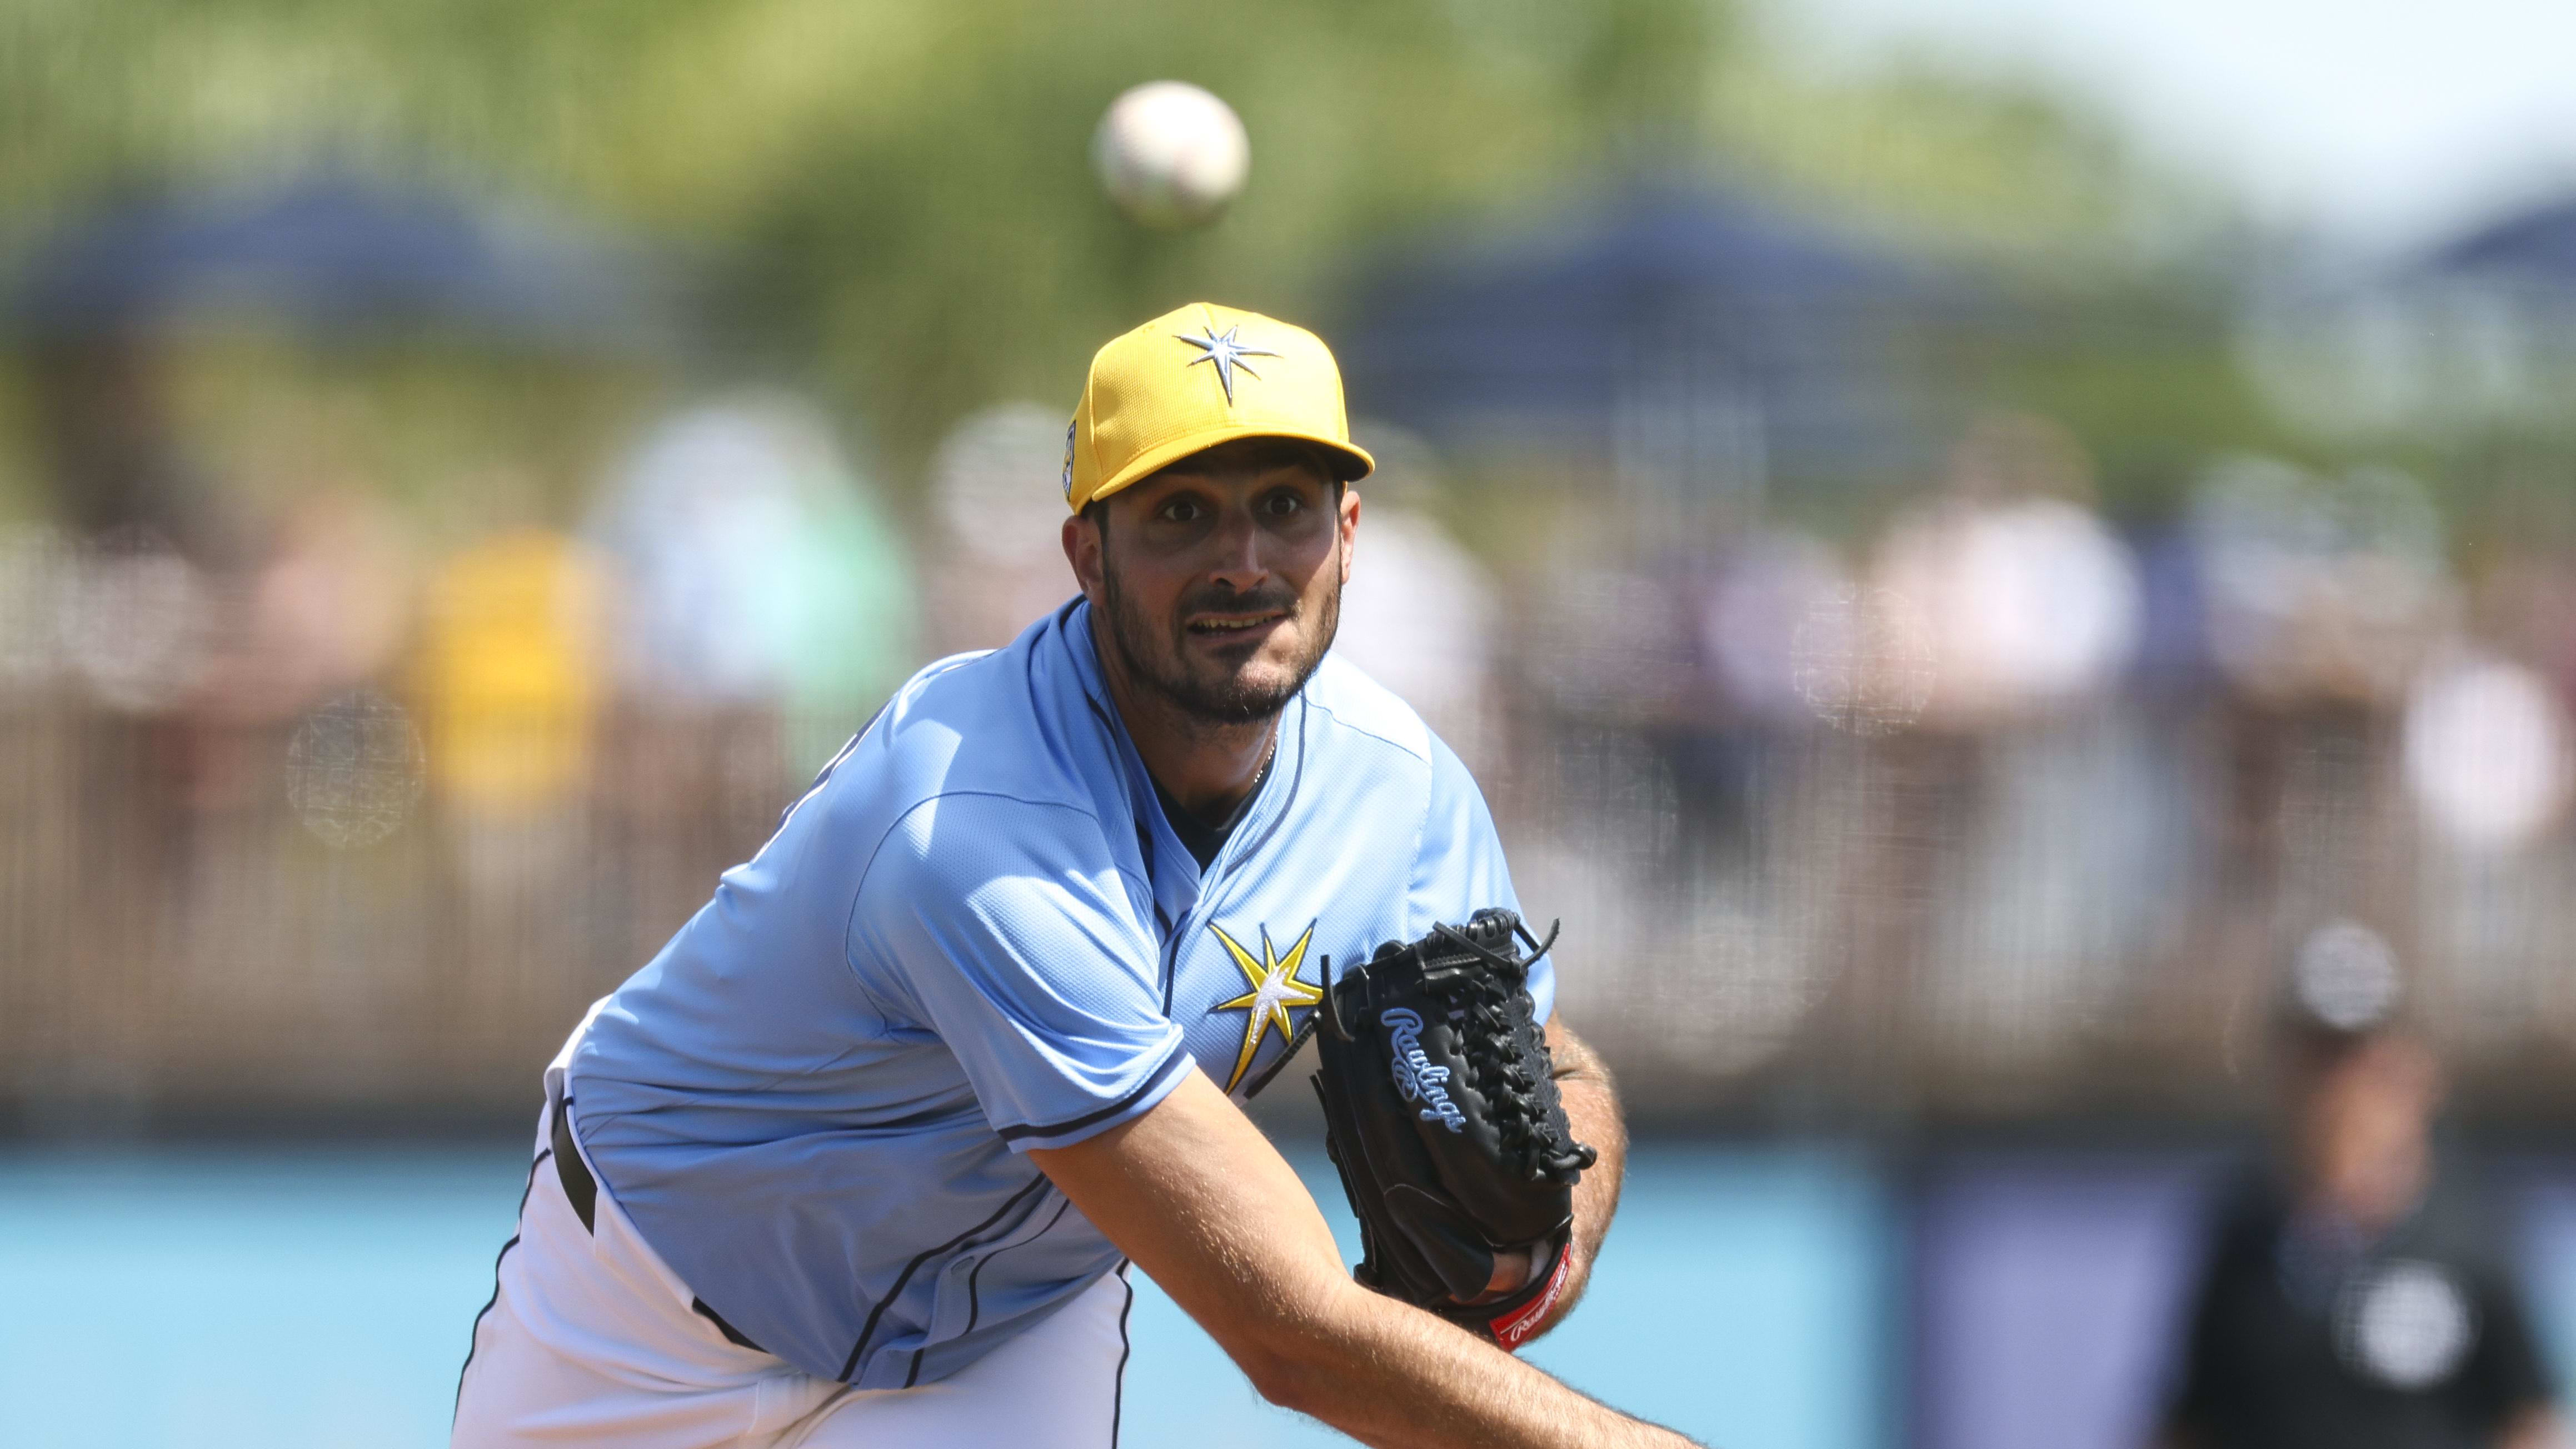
[1174,323,1278,404]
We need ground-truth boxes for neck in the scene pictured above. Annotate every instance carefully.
[1089,610,1278,823]
[2303,1133,2430,1236]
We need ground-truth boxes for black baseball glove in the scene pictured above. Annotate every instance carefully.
[1305,908,1596,1349]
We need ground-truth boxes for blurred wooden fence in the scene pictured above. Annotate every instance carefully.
[7,690,2576,1131]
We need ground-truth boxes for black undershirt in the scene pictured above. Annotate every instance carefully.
[1150,753,1274,870]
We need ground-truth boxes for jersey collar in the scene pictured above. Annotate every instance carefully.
[1054,597,1306,902]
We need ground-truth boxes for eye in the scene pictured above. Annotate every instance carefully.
[1158,496,1206,524]
[1262,490,1306,516]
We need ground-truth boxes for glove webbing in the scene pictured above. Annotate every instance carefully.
[1417,917,1591,1184]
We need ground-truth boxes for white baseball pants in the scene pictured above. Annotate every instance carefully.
[452,1012,1135,1448]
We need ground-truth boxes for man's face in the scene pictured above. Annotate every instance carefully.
[1064,439,1359,726]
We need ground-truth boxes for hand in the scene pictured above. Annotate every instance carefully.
[1461,1246,1543,1304]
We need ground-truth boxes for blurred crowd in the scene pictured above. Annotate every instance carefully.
[1512,411,2576,1102]
[5,350,2576,1118]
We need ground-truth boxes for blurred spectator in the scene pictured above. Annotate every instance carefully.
[239,488,414,709]
[2408,489,2576,1046]
[2159,924,2560,1449]
[586,394,917,791]
[1331,426,1501,771]
[2462,484,2576,699]
[413,526,607,820]
[175,487,416,812]
[2183,460,2452,980]
[2190,459,2450,710]
[1675,526,1852,859]
[1698,528,1852,731]
[32,338,247,569]
[54,526,212,716]
[1526,557,1699,734]
[923,402,1080,656]
[2404,653,2573,855]
[1876,413,2141,729]
[1869,415,2151,1063]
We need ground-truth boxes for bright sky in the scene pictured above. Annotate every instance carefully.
[1760,0,2576,251]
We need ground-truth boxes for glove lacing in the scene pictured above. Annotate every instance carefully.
[1425,915,1597,1186]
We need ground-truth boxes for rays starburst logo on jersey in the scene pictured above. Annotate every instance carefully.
[1209,920,1322,1092]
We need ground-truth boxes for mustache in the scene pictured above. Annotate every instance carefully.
[1178,583,1299,618]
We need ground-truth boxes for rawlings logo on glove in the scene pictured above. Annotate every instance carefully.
[1381,1008,1466,1132]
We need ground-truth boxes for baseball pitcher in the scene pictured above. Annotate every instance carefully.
[452,302,1699,1448]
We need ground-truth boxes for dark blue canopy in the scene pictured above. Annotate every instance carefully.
[12,172,673,353]
[1334,182,1925,488]
[2423,196,2576,281]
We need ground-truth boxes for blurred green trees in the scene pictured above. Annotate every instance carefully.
[2,0,2242,485]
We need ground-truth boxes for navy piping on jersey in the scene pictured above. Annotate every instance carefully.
[1159,930,1185,1016]
[992,1049,1189,1144]
[906,1191,1076,1382]
[1079,690,1149,854]
[840,1172,1052,1382]
[1222,693,1308,869]
[1089,686,1309,1017]
[1169,691,1311,1023]
[961,1198,1077,1339]
[1111,1263,1137,1448]
[1070,659,1300,1017]
[1183,693,1310,954]
[1091,690,1177,958]
[901,1192,1078,1388]
[1079,687,1183,1013]
[455,1147,549,1416]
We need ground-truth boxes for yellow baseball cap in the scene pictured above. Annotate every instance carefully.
[1062,301,1375,512]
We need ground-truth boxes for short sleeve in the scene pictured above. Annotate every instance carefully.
[1411,735,1551,1023]
[850,793,1191,1152]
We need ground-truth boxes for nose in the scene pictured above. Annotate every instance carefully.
[1205,504,1269,592]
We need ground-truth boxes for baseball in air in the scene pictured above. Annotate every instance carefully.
[1091,81,1250,230]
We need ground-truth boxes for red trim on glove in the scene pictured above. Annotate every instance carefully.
[1486,1246,1572,1351]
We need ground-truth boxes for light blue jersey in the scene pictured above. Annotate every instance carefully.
[567,599,1548,1388]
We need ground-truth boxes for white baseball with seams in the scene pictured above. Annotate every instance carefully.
[1091,81,1250,230]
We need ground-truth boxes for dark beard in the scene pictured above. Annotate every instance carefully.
[1098,565,1341,726]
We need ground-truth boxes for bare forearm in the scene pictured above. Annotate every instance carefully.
[1037,1070,1697,1449]
[1269,1276,1695,1449]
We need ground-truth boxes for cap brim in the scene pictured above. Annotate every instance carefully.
[1082,424,1375,510]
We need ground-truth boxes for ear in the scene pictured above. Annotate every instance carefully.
[1337,486,1361,586]
[1063,511,1107,604]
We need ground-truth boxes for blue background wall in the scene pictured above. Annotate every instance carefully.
[7,1141,2573,1449]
